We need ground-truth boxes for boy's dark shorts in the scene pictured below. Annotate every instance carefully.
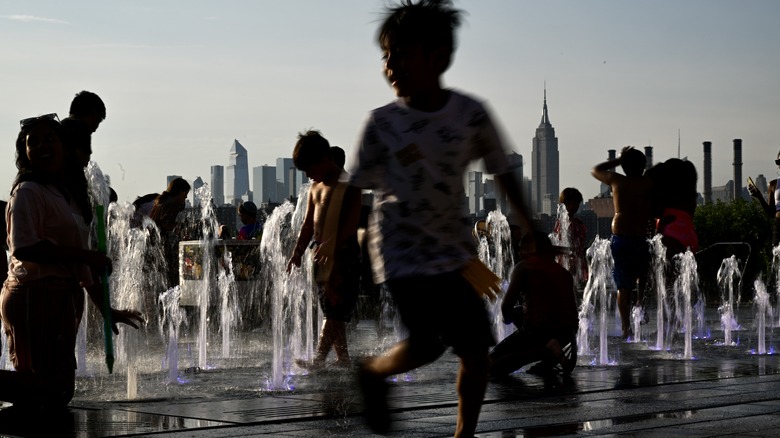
[385,270,495,358]
[610,235,649,290]
[316,239,360,322]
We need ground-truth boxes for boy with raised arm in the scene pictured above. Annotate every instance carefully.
[287,130,362,369]
[591,146,653,340]
[347,1,533,436]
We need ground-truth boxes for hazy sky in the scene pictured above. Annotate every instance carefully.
[2,0,779,204]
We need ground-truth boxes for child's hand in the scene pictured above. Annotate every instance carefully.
[748,183,761,198]
[110,308,145,334]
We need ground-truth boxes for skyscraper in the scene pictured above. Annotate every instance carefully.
[276,158,308,200]
[467,170,483,215]
[531,88,559,216]
[210,165,224,206]
[276,158,294,201]
[226,139,249,206]
[253,165,277,204]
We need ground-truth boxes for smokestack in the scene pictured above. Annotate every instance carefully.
[703,141,712,204]
[644,146,653,170]
[733,139,742,201]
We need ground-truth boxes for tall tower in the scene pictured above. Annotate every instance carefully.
[467,171,483,215]
[733,139,743,201]
[253,165,277,204]
[644,146,653,170]
[226,139,249,206]
[276,158,294,201]
[702,141,712,204]
[531,87,559,216]
[210,165,224,206]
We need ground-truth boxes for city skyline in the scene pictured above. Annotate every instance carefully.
[1,1,778,204]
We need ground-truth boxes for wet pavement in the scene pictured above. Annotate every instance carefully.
[2,313,780,437]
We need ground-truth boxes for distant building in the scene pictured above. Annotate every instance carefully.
[275,158,306,201]
[468,171,483,215]
[210,165,225,206]
[756,174,768,195]
[711,181,734,203]
[226,139,249,206]
[253,165,277,204]
[531,88,559,216]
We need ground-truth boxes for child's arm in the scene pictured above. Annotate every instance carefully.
[751,179,776,217]
[591,157,622,184]
[287,192,315,272]
[84,282,144,334]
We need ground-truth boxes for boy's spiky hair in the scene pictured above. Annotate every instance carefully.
[293,129,331,171]
[378,0,462,55]
[69,90,106,120]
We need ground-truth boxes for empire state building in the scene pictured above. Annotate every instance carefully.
[531,88,559,216]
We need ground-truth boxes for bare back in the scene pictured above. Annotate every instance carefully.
[308,181,339,243]
[609,173,653,236]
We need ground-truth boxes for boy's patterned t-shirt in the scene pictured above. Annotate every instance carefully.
[349,90,512,284]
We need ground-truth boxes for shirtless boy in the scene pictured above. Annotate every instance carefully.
[591,146,652,339]
[287,130,361,368]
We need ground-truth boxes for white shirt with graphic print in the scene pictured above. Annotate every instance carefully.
[349,89,511,284]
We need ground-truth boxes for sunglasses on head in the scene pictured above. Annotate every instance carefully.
[20,113,59,128]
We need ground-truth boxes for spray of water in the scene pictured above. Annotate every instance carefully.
[671,250,698,359]
[259,184,315,390]
[753,278,772,355]
[577,236,615,365]
[716,255,742,346]
[477,210,514,343]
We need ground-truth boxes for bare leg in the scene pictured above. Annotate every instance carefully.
[331,320,350,366]
[455,350,489,438]
[617,287,631,339]
[365,339,443,376]
[314,319,334,363]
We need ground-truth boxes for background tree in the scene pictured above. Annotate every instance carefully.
[693,198,772,301]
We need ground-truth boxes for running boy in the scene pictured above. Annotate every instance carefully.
[591,146,653,339]
[287,130,362,369]
[348,1,534,436]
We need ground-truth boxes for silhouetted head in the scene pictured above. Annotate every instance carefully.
[238,201,258,225]
[378,0,461,97]
[293,130,333,182]
[521,231,555,259]
[330,146,346,169]
[61,117,92,167]
[69,90,106,133]
[559,187,583,216]
[165,177,190,196]
[620,147,646,177]
[15,114,66,185]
